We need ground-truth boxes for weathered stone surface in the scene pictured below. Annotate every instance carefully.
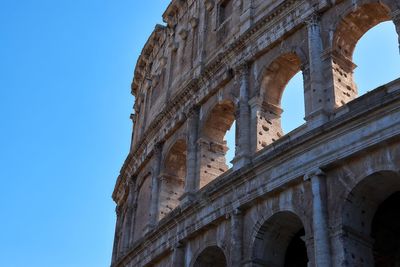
[111,0,400,266]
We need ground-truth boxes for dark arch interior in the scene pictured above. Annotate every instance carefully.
[253,212,308,266]
[284,228,308,267]
[371,192,400,267]
[193,246,227,267]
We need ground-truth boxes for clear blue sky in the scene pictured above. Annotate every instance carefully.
[0,1,398,267]
[0,1,169,267]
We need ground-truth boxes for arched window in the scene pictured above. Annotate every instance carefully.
[353,21,400,95]
[159,139,186,219]
[199,101,236,188]
[332,3,400,106]
[281,71,305,134]
[257,53,305,150]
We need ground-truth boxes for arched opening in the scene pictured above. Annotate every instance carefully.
[133,174,152,241]
[252,211,308,266]
[281,71,306,133]
[257,53,305,149]
[193,246,227,267]
[199,101,235,188]
[332,3,400,107]
[342,171,400,266]
[159,139,186,219]
[353,21,400,96]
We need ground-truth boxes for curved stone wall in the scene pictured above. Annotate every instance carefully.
[111,0,400,266]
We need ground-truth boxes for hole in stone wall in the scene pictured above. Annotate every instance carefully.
[353,21,400,96]
[281,71,305,134]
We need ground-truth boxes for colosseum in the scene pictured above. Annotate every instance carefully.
[111,0,400,266]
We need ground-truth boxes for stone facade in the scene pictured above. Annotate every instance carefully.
[111,0,400,266]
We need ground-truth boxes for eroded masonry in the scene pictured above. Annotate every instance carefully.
[111,0,400,266]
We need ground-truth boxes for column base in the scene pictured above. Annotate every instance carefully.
[305,109,330,130]
[232,155,251,171]
[179,192,197,207]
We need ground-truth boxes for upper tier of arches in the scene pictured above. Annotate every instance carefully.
[115,0,400,247]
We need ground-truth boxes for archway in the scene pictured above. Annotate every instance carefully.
[257,52,305,149]
[159,139,186,219]
[332,3,399,107]
[342,171,400,266]
[133,174,152,240]
[252,211,309,266]
[199,101,235,188]
[353,21,400,96]
[193,246,227,267]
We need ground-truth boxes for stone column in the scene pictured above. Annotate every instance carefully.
[305,13,329,128]
[181,107,200,205]
[305,168,332,267]
[147,143,163,230]
[111,205,123,263]
[171,242,185,266]
[230,209,243,267]
[233,64,251,170]
[121,180,135,253]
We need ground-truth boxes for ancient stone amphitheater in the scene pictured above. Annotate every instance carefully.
[111,0,400,266]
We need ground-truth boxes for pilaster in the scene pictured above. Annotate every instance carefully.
[111,205,123,264]
[304,168,332,267]
[305,13,330,129]
[232,64,251,170]
[121,179,135,253]
[171,242,185,266]
[230,209,243,267]
[181,106,200,205]
[147,142,163,231]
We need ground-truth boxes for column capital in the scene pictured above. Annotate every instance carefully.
[305,12,320,28]
[187,105,200,118]
[304,168,326,181]
[234,62,251,78]
[154,142,164,155]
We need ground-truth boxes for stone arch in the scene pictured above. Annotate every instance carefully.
[251,211,309,267]
[341,170,400,266]
[191,245,228,267]
[199,100,236,188]
[331,2,396,106]
[158,138,187,219]
[253,52,305,149]
[133,172,152,241]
